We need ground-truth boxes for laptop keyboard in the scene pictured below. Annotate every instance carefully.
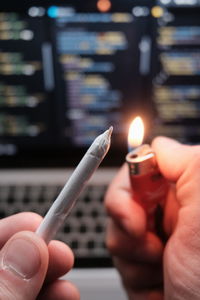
[0,182,110,258]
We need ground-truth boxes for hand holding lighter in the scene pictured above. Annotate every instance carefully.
[126,144,169,231]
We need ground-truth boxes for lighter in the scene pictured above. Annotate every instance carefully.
[126,117,168,231]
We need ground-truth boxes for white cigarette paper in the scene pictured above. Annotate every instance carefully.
[36,127,113,243]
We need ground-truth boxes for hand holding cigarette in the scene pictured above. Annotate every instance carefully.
[105,137,200,300]
[0,127,113,300]
[0,212,79,300]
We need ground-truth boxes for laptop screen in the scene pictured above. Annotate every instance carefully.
[1,0,200,168]
[0,0,153,168]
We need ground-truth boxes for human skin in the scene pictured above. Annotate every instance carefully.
[0,212,80,300]
[105,137,200,300]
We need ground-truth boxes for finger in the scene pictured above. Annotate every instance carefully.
[152,136,200,183]
[0,212,42,249]
[0,213,75,284]
[152,136,200,207]
[38,280,80,300]
[0,231,48,300]
[105,164,146,238]
[46,240,74,283]
[106,219,163,263]
[113,256,163,291]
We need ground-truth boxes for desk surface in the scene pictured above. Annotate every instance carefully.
[64,268,127,300]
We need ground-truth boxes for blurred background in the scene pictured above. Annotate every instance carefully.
[0,0,199,298]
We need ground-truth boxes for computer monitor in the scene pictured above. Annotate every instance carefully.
[0,0,153,168]
[1,0,200,169]
[152,0,200,144]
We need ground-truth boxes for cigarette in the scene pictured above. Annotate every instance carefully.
[36,127,113,243]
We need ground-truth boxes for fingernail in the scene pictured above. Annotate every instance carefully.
[2,238,41,280]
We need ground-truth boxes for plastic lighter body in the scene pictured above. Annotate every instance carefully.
[126,144,169,230]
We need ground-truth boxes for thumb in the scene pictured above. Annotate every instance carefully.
[152,136,197,182]
[152,136,200,206]
[0,231,48,300]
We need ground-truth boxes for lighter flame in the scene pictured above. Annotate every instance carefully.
[128,116,144,149]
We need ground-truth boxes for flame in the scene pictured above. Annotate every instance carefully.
[128,116,144,149]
